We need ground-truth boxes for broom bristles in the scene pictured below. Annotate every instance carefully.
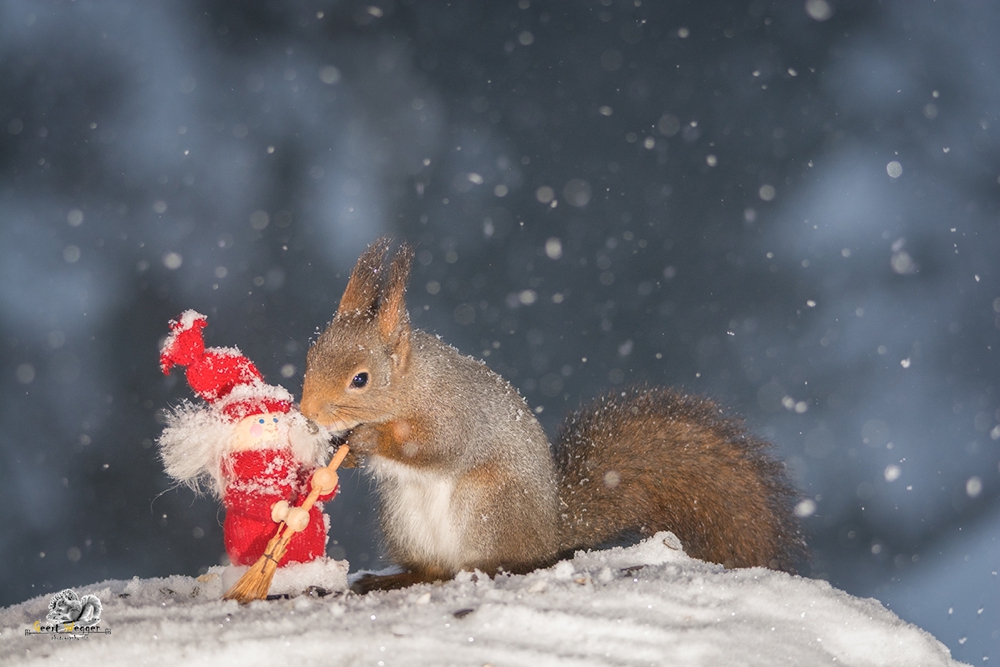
[222,558,279,601]
[222,528,289,603]
[223,445,349,604]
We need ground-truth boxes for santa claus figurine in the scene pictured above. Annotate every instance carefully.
[157,310,339,569]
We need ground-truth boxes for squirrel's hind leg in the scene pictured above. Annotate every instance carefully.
[350,565,451,594]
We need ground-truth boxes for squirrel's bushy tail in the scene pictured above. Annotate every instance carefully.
[554,386,806,572]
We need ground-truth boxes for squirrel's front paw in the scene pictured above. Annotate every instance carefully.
[346,423,379,455]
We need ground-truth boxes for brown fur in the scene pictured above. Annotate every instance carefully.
[303,238,806,592]
[303,240,560,591]
[556,386,805,571]
[336,237,391,318]
[348,417,441,469]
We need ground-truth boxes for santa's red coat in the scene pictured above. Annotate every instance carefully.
[222,448,338,566]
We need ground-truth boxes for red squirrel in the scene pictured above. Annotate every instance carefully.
[300,239,806,591]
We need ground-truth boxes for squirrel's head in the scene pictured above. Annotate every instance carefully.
[301,238,413,434]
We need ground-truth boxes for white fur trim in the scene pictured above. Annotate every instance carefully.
[220,558,348,596]
[215,379,294,412]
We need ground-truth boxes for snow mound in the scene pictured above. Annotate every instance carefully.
[0,533,965,667]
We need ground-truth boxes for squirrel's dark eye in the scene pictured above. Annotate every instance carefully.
[350,372,369,389]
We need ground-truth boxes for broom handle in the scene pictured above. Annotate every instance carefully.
[297,444,350,514]
[276,445,350,554]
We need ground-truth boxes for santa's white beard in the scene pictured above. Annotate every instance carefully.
[158,403,335,498]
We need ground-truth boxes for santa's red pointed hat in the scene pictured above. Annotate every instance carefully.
[160,310,291,421]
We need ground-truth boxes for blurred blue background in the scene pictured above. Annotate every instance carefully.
[1,0,997,661]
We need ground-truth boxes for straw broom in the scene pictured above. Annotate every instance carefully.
[223,444,350,603]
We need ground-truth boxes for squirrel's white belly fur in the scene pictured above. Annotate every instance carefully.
[368,457,468,571]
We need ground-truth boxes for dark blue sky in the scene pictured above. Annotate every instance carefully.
[1,1,998,661]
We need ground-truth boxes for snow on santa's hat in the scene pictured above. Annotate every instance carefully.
[160,310,292,421]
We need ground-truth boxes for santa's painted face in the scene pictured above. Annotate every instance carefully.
[231,412,287,451]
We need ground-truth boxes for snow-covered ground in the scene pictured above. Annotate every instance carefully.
[0,534,965,667]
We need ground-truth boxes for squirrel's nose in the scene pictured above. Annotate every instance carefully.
[299,377,326,423]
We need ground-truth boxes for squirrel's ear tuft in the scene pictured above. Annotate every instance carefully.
[337,237,392,319]
[378,243,414,368]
